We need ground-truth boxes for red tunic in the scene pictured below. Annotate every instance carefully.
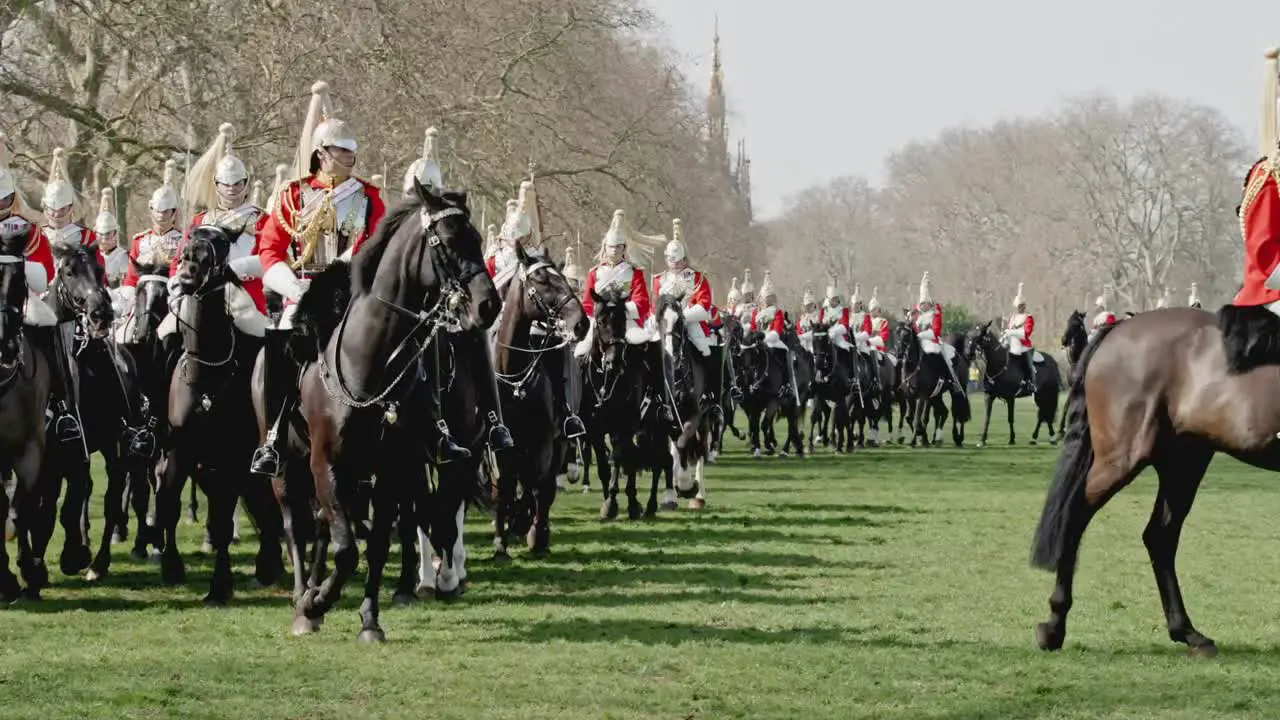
[257,175,386,275]
[581,263,650,327]
[1235,160,1280,307]
[819,306,850,328]
[1091,311,1116,331]
[652,269,713,336]
[1007,314,1034,348]
[913,304,944,338]
[2,216,53,283]
[871,317,891,346]
[172,210,270,314]
[750,306,785,335]
[123,228,183,288]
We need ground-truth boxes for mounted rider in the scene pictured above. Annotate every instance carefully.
[42,148,103,271]
[867,287,893,362]
[39,147,98,443]
[562,245,581,293]
[1235,48,1280,315]
[1188,283,1202,308]
[94,188,128,289]
[1090,293,1117,341]
[912,271,962,392]
[818,275,854,353]
[849,283,874,355]
[750,271,799,402]
[0,137,74,443]
[113,160,184,318]
[1002,282,1036,395]
[735,269,757,326]
[795,286,819,353]
[577,209,665,419]
[724,277,740,320]
[250,80,398,478]
[174,122,271,319]
[653,218,719,410]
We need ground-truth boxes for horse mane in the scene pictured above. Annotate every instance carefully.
[351,193,421,296]
[1217,304,1280,374]
[0,230,27,306]
[289,261,353,364]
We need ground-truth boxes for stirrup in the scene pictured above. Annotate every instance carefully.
[486,411,514,450]
[563,415,586,439]
[436,420,473,464]
[249,443,280,478]
[729,386,743,401]
[51,403,82,443]
[125,426,157,459]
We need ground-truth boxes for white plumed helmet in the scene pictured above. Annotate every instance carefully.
[758,270,776,300]
[502,181,538,243]
[918,271,933,305]
[802,287,815,305]
[1188,282,1200,306]
[267,163,290,215]
[563,246,581,281]
[42,147,76,210]
[868,286,881,311]
[601,209,628,248]
[250,179,264,208]
[403,126,443,194]
[186,122,246,212]
[850,283,862,307]
[93,186,119,235]
[825,273,839,302]
[1013,281,1026,308]
[727,277,741,305]
[149,159,181,213]
[664,218,686,264]
[740,269,755,297]
[370,174,384,189]
[1261,48,1278,160]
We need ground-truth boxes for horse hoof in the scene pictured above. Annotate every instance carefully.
[1049,437,1059,446]
[582,484,591,494]
[627,503,644,521]
[1035,622,1064,651]
[60,546,91,576]
[85,567,106,583]
[292,616,318,636]
[976,442,985,449]
[202,592,230,607]
[1029,440,1038,446]
[689,498,706,510]
[661,501,679,512]
[358,628,386,643]
[493,549,512,565]
[392,592,416,607]
[1189,641,1219,659]
[110,531,125,545]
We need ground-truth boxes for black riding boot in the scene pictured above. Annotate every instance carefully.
[29,324,83,446]
[250,329,295,478]
[545,343,585,439]
[417,349,471,464]
[704,345,724,413]
[472,332,513,450]
[1022,353,1036,395]
[647,341,675,426]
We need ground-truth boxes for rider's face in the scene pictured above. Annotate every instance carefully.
[44,204,73,228]
[216,180,247,208]
[320,147,356,177]
[98,231,119,252]
[150,208,177,232]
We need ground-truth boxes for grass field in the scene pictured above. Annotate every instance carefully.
[5,399,1280,719]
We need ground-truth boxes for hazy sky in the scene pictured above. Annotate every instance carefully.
[646,0,1277,219]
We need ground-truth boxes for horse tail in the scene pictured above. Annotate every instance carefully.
[1030,321,1118,570]
[949,388,970,423]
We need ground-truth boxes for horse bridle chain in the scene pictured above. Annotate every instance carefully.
[494,259,575,399]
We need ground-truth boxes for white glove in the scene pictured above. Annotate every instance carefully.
[263,261,304,302]
[625,301,639,320]
[682,304,711,324]
[228,255,264,280]
[338,246,354,263]
[24,261,48,294]
[111,286,136,316]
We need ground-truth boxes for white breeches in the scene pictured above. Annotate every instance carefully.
[22,292,56,327]
[868,336,885,352]
[686,325,712,356]
[763,330,787,351]
[573,317,653,358]
[799,332,814,354]
[854,331,871,354]
[1005,338,1030,355]
[918,333,942,355]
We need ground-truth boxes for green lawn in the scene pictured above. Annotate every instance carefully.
[5,398,1280,719]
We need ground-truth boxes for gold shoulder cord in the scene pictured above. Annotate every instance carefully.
[274,181,336,271]
[1240,156,1280,241]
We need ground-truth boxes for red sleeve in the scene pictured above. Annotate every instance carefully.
[83,229,105,278]
[257,183,301,272]
[690,272,712,311]
[750,307,759,332]
[1106,313,1116,325]
[485,255,496,278]
[877,321,890,345]
[770,309,785,335]
[817,308,825,324]
[795,318,805,334]
[349,184,386,257]
[122,233,142,288]
[581,268,597,318]
[651,274,661,298]
[1245,169,1280,281]
[25,226,54,282]
[841,308,850,328]
[932,307,943,337]
[861,313,872,335]
[630,268,651,325]
[1025,314,1034,341]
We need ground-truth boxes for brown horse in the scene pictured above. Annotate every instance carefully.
[1029,303,1280,656]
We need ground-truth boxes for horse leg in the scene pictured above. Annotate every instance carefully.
[241,472,285,588]
[600,441,621,521]
[128,457,157,560]
[158,444,191,584]
[392,497,419,605]
[273,470,311,634]
[302,455,357,624]
[1144,446,1217,655]
[0,463,18,602]
[530,463,557,555]
[7,440,43,600]
[201,468,236,605]
[787,405,804,459]
[748,408,762,458]
[57,455,92,576]
[624,442,643,520]
[931,399,948,446]
[691,457,706,510]
[356,471,395,642]
[979,393,996,447]
[493,453,517,561]
[188,478,199,524]
[88,448,128,581]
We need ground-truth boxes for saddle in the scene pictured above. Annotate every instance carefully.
[1217,304,1280,374]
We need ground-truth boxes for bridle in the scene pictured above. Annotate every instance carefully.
[493,257,579,399]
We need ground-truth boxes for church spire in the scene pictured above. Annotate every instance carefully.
[706,15,729,174]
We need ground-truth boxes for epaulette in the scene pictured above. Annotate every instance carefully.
[24,228,38,257]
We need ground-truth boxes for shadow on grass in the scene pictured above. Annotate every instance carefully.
[460,587,856,609]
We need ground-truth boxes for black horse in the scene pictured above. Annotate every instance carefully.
[893,320,953,447]
[492,244,587,555]
[655,293,712,511]
[157,224,284,604]
[0,230,53,601]
[808,322,854,453]
[38,242,121,579]
[737,329,804,458]
[1056,310,1087,438]
[283,181,499,641]
[967,320,1061,447]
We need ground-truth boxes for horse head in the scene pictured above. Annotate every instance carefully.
[176,223,237,295]
[738,328,769,387]
[512,242,587,341]
[1061,310,1087,353]
[588,284,630,373]
[0,230,29,367]
[810,320,836,379]
[966,320,999,362]
[411,180,500,331]
[894,319,921,367]
[51,241,112,338]
[127,254,171,344]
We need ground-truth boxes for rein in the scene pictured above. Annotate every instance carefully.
[493,259,576,398]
